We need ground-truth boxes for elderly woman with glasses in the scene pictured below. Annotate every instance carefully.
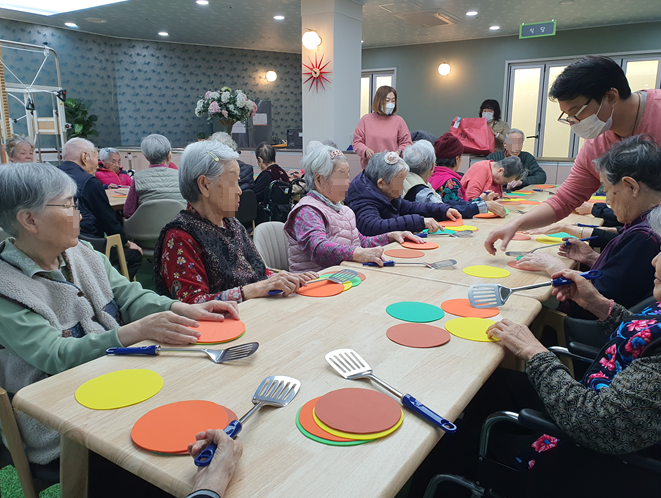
[345,151,461,236]
[284,146,422,271]
[154,141,317,303]
[0,163,238,465]
[402,140,506,218]
[515,135,661,319]
[5,134,35,163]
[96,147,132,188]
[123,134,186,218]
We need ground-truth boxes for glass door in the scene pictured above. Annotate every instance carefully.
[507,64,544,155]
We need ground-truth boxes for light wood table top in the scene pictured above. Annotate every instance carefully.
[106,187,129,211]
[14,268,541,498]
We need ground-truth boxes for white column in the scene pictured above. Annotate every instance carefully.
[301,0,363,152]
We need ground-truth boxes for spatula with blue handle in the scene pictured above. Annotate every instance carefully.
[194,375,301,467]
[268,269,359,295]
[325,348,457,434]
[468,270,601,308]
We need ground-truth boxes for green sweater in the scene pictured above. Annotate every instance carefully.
[486,150,546,189]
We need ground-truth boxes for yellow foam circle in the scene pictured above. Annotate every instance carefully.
[445,317,500,342]
[312,407,404,440]
[75,369,164,410]
[318,274,353,292]
[463,265,511,278]
[535,236,564,244]
[451,225,478,232]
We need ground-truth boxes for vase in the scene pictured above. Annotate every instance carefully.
[218,119,237,135]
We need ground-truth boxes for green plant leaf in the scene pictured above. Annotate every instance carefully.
[89,114,98,122]
[74,123,83,133]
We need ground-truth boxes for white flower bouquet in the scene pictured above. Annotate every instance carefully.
[195,86,258,132]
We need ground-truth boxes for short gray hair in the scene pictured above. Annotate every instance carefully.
[307,141,324,153]
[0,162,77,237]
[322,139,338,149]
[179,141,239,203]
[6,134,34,159]
[62,137,95,161]
[141,134,172,165]
[498,156,524,180]
[209,132,238,151]
[365,151,410,185]
[99,147,120,162]
[302,145,347,192]
[403,140,435,176]
[593,134,661,190]
[506,128,525,140]
[649,205,661,237]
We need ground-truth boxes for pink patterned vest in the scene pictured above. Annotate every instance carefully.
[285,194,361,273]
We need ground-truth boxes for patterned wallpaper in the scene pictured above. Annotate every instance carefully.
[0,19,302,147]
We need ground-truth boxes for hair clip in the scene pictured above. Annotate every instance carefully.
[384,151,400,165]
[206,150,220,162]
[329,149,345,159]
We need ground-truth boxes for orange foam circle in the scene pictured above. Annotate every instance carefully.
[297,279,345,297]
[439,219,464,227]
[441,298,499,318]
[512,233,532,241]
[516,190,534,194]
[474,212,498,218]
[384,249,425,258]
[401,241,439,250]
[299,398,356,442]
[315,388,402,434]
[187,319,246,344]
[531,185,555,189]
[131,400,229,453]
[386,323,451,348]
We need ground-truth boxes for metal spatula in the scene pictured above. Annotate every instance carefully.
[363,259,457,269]
[106,342,259,364]
[505,236,598,257]
[325,349,457,433]
[416,231,473,238]
[194,375,301,467]
[269,269,359,295]
[468,270,601,308]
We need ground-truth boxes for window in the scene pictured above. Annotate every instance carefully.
[360,69,396,118]
[504,54,661,159]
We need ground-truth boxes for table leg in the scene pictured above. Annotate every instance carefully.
[60,435,88,498]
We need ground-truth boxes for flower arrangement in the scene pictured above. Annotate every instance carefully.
[195,86,258,133]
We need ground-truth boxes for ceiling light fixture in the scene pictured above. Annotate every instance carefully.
[302,30,322,50]
[65,22,78,27]
[158,31,169,36]
[438,63,451,76]
[0,0,128,16]
[196,0,209,4]
[266,71,278,82]
[273,15,285,20]
[559,0,574,4]
[85,17,107,23]
[489,25,500,31]
[466,11,478,16]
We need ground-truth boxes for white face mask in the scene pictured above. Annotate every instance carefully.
[570,100,614,140]
[384,102,395,115]
[482,112,494,123]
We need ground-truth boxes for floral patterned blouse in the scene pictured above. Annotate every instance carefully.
[436,178,464,203]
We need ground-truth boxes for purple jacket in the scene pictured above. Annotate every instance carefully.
[345,172,450,236]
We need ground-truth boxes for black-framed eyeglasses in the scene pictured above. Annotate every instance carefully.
[46,200,79,211]
[557,98,593,126]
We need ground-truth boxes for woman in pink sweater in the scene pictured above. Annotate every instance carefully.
[461,157,524,201]
[353,86,412,169]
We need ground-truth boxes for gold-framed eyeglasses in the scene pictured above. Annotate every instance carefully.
[557,98,593,126]
[46,200,79,211]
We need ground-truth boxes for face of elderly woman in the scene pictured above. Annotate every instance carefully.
[316,161,350,204]
[600,171,648,224]
[102,152,121,173]
[377,168,407,201]
[19,195,80,249]
[653,250,661,301]
[11,142,34,163]
[209,161,242,216]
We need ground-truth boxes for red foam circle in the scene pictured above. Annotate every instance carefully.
[386,323,451,348]
[315,388,402,434]
[299,398,355,442]
[401,241,439,250]
[512,233,532,241]
[384,249,425,258]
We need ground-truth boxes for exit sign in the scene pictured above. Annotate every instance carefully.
[519,20,556,39]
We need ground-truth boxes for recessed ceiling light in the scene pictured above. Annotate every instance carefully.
[0,0,128,16]
[273,15,285,20]
[361,40,364,43]
[466,10,478,16]
[85,17,107,23]
[65,22,78,27]
[158,31,169,36]
[489,25,500,30]
[196,0,209,4]
[560,0,574,4]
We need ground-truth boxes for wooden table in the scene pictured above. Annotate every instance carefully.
[14,268,541,498]
[106,187,129,211]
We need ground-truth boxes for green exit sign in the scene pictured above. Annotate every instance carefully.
[519,20,556,39]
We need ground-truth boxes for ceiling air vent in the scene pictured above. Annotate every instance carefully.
[396,10,458,28]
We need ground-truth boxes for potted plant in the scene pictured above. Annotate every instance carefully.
[64,98,98,140]
[195,87,258,134]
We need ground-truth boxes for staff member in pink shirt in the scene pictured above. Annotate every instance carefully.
[353,86,412,169]
[486,56,661,255]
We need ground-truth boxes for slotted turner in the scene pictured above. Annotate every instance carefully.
[325,349,457,433]
[194,375,301,467]
[505,236,598,257]
[416,231,473,238]
[269,269,359,295]
[468,270,601,308]
[105,342,259,364]
[363,259,457,269]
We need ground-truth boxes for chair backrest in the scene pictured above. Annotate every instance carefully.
[253,221,289,271]
[236,189,258,227]
[265,180,293,222]
[123,199,185,245]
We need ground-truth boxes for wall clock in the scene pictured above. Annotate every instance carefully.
[302,53,332,93]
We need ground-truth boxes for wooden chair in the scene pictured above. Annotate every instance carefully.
[78,233,130,280]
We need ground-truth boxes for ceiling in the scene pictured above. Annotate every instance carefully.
[1,0,660,52]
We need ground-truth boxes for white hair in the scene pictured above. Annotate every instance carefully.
[6,134,34,160]
[0,163,77,237]
[209,131,238,151]
[403,140,435,176]
[506,128,525,141]
[365,151,409,185]
[302,145,348,192]
[141,134,172,165]
[306,141,324,153]
[62,137,96,161]
[179,141,240,203]
[99,147,120,162]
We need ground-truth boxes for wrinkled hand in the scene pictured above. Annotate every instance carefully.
[424,218,443,233]
[125,311,203,345]
[125,240,143,255]
[266,271,316,297]
[446,208,461,221]
[172,300,240,322]
[516,252,566,275]
[188,429,243,498]
[365,148,375,158]
[574,202,593,216]
[507,180,523,190]
[388,231,424,244]
[353,247,386,266]
[288,170,302,180]
[523,223,576,237]
[484,221,520,255]
[108,183,119,189]
[485,201,507,218]
[550,269,603,310]
[480,191,498,202]
[557,238,598,265]
[486,319,548,361]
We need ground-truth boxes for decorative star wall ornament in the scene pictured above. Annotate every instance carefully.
[302,53,332,93]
